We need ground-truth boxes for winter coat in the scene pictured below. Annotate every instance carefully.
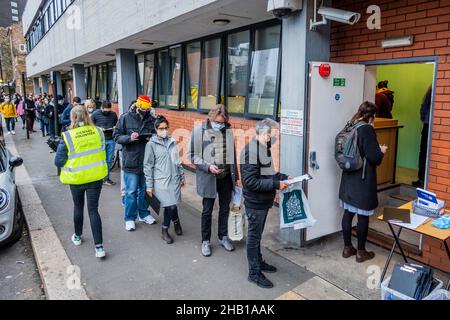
[113,109,156,174]
[0,102,18,118]
[143,135,185,207]
[187,120,239,199]
[17,101,24,116]
[240,138,288,210]
[91,110,119,140]
[339,124,384,211]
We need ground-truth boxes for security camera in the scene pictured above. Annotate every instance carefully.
[267,0,303,19]
[317,7,361,25]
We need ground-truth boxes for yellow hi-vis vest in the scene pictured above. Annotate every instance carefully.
[60,126,108,185]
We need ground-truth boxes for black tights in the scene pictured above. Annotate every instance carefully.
[163,205,179,229]
[342,209,370,251]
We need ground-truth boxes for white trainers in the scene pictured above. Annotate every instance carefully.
[7,132,11,135]
[125,221,136,231]
[95,246,106,259]
[71,234,82,246]
[139,215,156,225]
[11,131,15,135]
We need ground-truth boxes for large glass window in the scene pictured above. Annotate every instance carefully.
[89,66,97,100]
[200,38,221,110]
[97,64,108,101]
[137,54,145,95]
[107,62,118,103]
[185,42,201,110]
[227,31,250,114]
[144,54,155,99]
[248,25,281,116]
[157,46,182,108]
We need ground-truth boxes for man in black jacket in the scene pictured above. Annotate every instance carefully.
[240,119,290,289]
[114,96,156,231]
[92,101,119,186]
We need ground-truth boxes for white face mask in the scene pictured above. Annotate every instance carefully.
[88,108,94,113]
[78,122,85,127]
[157,129,168,139]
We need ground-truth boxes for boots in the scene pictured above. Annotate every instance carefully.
[173,220,183,236]
[161,228,174,244]
[342,245,357,259]
[356,250,375,263]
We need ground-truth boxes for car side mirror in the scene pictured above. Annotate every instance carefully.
[9,156,23,169]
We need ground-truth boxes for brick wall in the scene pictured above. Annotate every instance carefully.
[331,0,450,273]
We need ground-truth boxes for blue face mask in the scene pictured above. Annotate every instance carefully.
[211,122,225,131]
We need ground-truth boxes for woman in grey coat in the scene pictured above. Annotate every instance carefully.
[144,116,186,244]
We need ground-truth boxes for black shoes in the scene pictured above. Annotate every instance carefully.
[261,261,277,273]
[248,273,274,289]
[173,220,183,236]
[161,228,174,244]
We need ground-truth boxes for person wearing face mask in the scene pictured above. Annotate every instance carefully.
[37,98,50,137]
[144,116,186,244]
[92,101,119,186]
[54,105,108,259]
[0,95,18,135]
[339,102,387,264]
[188,104,239,257]
[240,119,290,289]
[85,99,97,116]
[114,95,157,231]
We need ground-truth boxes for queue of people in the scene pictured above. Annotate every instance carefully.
[46,92,388,290]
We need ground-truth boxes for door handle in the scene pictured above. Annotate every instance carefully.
[310,151,320,170]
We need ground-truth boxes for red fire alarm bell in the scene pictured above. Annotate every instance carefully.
[319,64,331,78]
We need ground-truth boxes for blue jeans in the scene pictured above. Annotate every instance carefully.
[104,140,115,180]
[124,172,150,222]
[5,118,15,132]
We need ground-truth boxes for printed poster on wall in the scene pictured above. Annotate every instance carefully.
[281,109,304,137]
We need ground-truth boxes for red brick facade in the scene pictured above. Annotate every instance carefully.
[331,0,450,273]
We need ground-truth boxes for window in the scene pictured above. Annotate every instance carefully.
[26,0,75,52]
[137,54,145,95]
[185,42,201,109]
[199,38,221,110]
[157,46,182,108]
[97,64,108,101]
[227,31,250,114]
[247,24,281,117]
[144,54,155,99]
[89,66,97,100]
[107,62,118,103]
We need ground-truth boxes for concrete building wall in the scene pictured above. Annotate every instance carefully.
[24,0,235,76]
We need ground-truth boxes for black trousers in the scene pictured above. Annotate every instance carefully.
[70,180,103,246]
[418,124,429,182]
[201,177,233,242]
[246,208,269,275]
[342,210,370,251]
[163,205,180,229]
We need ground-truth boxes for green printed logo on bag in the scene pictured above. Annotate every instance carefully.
[282,190,308,224]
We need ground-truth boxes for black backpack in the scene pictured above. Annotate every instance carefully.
[335,121,369,179]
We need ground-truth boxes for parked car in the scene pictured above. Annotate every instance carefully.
[0,142,24,248]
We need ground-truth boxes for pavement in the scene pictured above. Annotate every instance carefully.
[5,126,448,300]
[0,228,45,300]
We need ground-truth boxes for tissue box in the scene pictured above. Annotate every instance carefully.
[413,200,445,218]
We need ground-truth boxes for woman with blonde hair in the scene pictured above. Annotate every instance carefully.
[85,99,97,116]
[54,105,108,259]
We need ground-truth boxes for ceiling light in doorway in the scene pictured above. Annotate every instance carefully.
[381,36,414,49]
[213,19,230,26]
[105,54,115,57]
[142,42,154,46]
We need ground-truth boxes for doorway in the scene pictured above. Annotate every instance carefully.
[364,60,437,250]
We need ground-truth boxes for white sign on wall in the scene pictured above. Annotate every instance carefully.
[281,109,304,137]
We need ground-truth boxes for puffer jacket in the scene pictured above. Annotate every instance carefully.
[0,102,18,118]
[240,139,288,210]
[113,109,156,174]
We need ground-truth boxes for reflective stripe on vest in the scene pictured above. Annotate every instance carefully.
[64,126,105,160]
[60,126,107,185]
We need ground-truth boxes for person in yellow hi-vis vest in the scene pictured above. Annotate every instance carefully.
[54,103,108,259]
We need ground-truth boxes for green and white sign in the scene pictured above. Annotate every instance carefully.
[333,78,346,87]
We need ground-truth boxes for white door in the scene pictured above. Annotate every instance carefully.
[305,62,366,241]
